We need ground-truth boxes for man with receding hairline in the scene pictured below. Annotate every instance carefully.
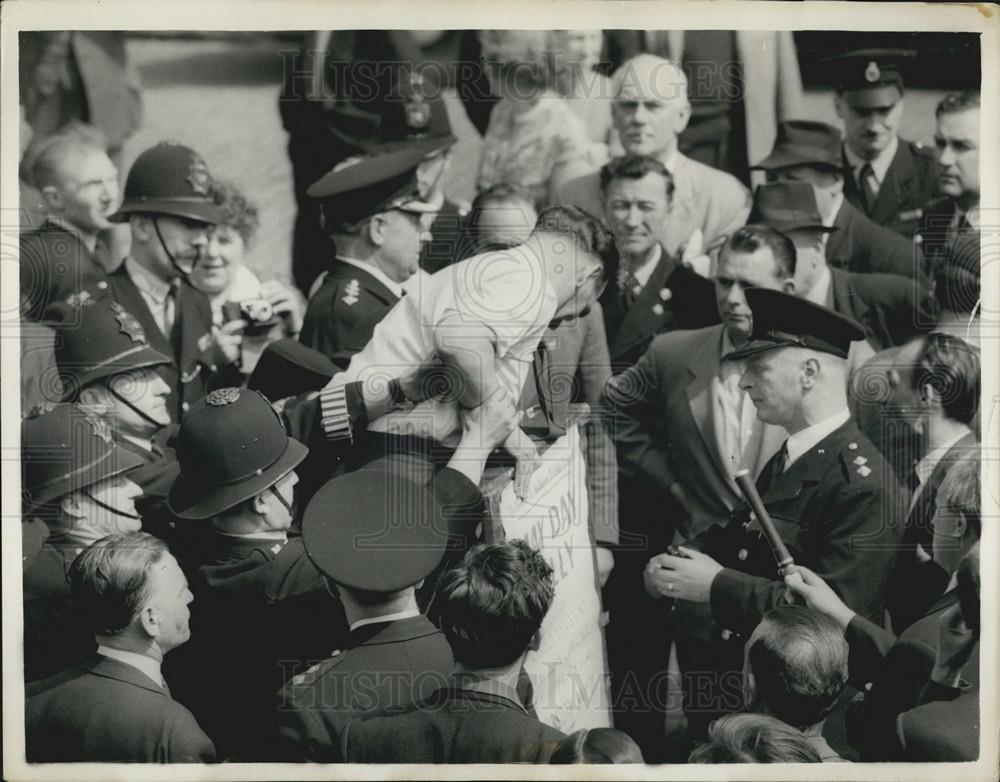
[558,54,751,265]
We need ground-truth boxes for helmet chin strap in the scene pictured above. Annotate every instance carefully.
[152,217,195,281]
[269,484,294,516]
[109,386,167,430]
[84,490,142,521]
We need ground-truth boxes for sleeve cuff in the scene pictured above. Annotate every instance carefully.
[319,383,353,443]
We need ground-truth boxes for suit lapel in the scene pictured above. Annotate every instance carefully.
[109,267,175,362]
[762,421,856,505]
[872,142,917,225]
[610,246,677,358]
[684,326,734,486]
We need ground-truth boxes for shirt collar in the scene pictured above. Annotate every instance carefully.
[630,243,662,288]
[659,147,679,174]
[47,216,98,254]
[844,135,898,185]
[125,257,173,303]
[97,645,165,688]
[337,255,405,298]
[349,607,421,632]
[915,430,971,487]
[785,408,851,469]
[121,433,152,454]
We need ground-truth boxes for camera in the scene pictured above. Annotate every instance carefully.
[222,299,280,334]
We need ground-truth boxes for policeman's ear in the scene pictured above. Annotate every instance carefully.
[251,491,270,516]
[131,214,154,242]
[781,278,797,296]
[60,492,87,521]
[78,385,113,414]
[833,93,847,121]
[40,185,64,212]
[367,214,388,247]
[801,356,821,388]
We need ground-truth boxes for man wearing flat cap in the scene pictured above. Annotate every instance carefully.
[98,142,243,421]
[22,403,145,682]
[276,390,522,762]
[299,145,442,369]
[753,119,924,280]
[751,181,932,352]
[829,49,938,239]
[644,288,906,738]
[164,387,347,760]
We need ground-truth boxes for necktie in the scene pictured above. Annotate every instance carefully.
[531,340,553,429]
[858,163,878,212]
[618,268,641,310]
[755,441,788,497]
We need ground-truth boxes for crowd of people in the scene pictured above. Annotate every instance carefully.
[17,29,983,765]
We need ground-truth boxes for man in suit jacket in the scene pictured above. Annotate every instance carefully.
[599,225,792,757]
[916,91,981,275]
[26,532,214,762]
[879,333,980,631]
[598,154,720,372]
[102,142,242,422]
[276,396,519,761]
[752,120,924,280]
[557,54,751,264]
[22,404,145,683]
[299,146,446,369]
[604,31,803,178]
[644,289,906,738]
[341,539,565,763]
[20,133,119,322]
[830,51,939,240]
[752,181,931,352]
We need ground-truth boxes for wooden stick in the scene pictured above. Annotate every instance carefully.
[733,469,795,573]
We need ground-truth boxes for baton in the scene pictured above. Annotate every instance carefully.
[733,469,795,574]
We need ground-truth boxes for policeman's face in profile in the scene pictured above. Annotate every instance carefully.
[74,474,144,536]
[133,214,213,280]
[714,247,795,345]
[739,348,805,426]
[142,552,194,654]
[373,209,431,283]
[42,148,120,235]
[766,166,844,223]
[81,369,172,437]
[835,92,904,159]
[935,108,980,200]
[613,62,690,159]
[191,224,246,296]
[604,172,670,260]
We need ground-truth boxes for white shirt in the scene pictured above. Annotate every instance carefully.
[97,645,165,688]
[844,135,898,195]
[125,257,175,337]
[909,429,972,512]
[335,246,559,443]
[349,607,420,633]
[784,408,851,470]
[628,243,662,289]
[337,255,405,299]
[713,329,767,476]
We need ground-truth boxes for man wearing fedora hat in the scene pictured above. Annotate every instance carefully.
[750,181,931,352]
[643,288,906,739]
[829,49,939,239]
[164,386,346,760]
[299,144,445,369]
[275,390,522,762]
[100,142,244,422]
[752,119,924,280]
[22,403,145,682]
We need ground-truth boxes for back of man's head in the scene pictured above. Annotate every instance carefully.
[434,539,554,670]
[532,204,616,273]
[746,605,848,730]
[69,532,168,636]
[912,331,980,426]
[689,713,823,763]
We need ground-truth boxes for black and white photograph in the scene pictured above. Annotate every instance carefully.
[2,0,997,778]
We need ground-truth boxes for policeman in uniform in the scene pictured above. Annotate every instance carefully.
[164,387,347,761]
[22,403,145,681]
[830,49,938,239]
[298,145,443,369]
[646,288,907,738]
[275,467,455,762]
[51,297,192,549]
[103,142,242,422]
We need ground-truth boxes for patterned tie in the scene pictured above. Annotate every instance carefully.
[755,441,788,497]
[858,163,878,213]
[618,268,641,310]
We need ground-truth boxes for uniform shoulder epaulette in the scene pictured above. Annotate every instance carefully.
[454,199,471,218]
[842,440,874,480]
[286,650,344,688]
